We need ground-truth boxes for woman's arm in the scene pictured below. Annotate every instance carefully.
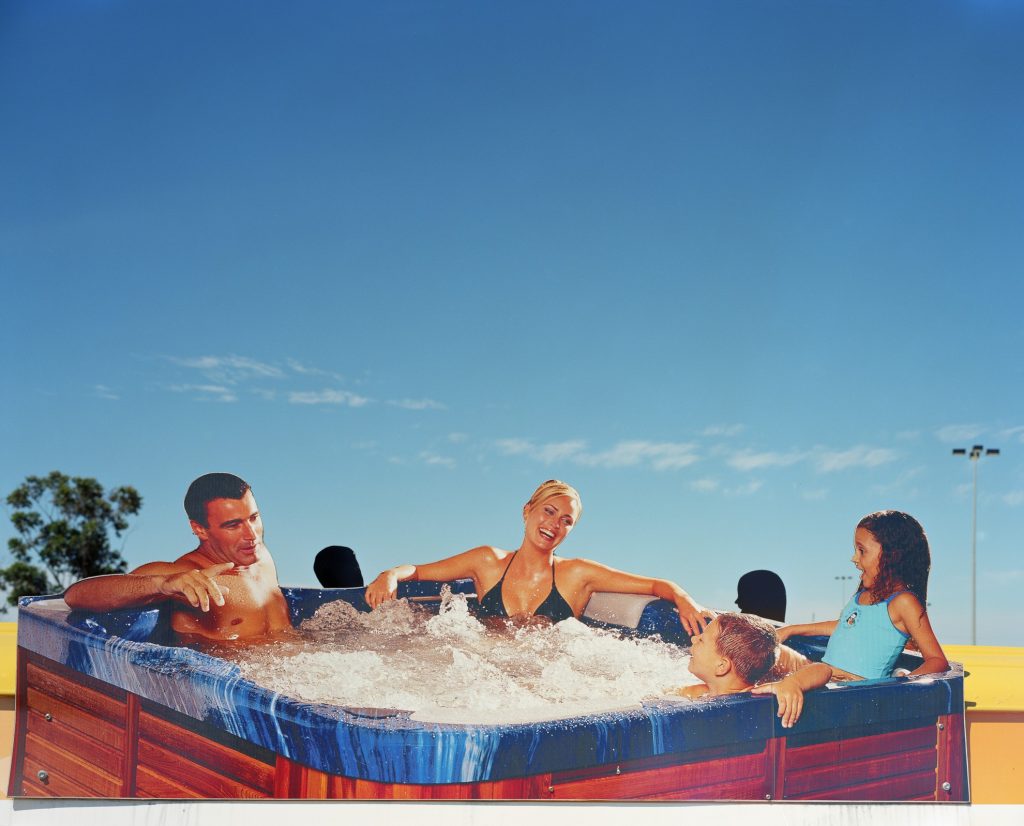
[364,547,494,609]
[576,560,711,635]
[777,620,838,644]
[890,594,949,676]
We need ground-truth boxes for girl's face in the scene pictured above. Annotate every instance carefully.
[852,527,884,589]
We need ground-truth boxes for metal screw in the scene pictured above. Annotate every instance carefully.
[44,713,52,722]
[942,782,952,792]
[937,722,945,730]
[765,794,772,800]
[548,785,554,794]
[615,765,621,775]
[37,770,49,783]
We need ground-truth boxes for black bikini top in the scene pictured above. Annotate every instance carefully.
[475,553,575,622]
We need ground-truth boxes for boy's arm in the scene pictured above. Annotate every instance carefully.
[751,662,832,728]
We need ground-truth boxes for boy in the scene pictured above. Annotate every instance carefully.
[678,613,779,699]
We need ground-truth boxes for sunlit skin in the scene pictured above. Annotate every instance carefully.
[64,490,292,643]
[365,490,712,634]
[754,524,949,727]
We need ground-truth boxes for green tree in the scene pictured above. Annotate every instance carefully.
[1,471,142,607]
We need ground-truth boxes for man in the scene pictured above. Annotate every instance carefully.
[64,473,291,642]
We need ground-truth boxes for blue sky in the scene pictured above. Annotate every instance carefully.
[2,2,1022,646]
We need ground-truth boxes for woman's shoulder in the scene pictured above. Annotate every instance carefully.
[468,546,513,566]
[552,556,604,580]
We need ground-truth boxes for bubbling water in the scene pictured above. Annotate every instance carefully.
[215,590,698,724]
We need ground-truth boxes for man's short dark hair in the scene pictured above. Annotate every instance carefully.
[184,473,251,527]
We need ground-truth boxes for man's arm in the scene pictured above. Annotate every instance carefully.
[63,561,233,612]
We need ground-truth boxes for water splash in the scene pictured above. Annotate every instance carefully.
[213,590,698,724]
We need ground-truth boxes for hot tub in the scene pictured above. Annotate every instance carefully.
[8,584,968,801]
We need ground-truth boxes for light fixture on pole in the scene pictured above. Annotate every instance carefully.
[952,445,999,645]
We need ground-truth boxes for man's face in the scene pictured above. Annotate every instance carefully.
[191,490,265,568]
[687,618,723,682]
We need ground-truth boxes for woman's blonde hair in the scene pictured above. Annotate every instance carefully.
[525,479,583,518]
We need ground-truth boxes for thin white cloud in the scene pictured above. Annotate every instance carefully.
[537,440,589,463]
[495,438,536,456]
[495,438,698,471]
[728,450,804,471]
[725,480,763,496]
[935,424,983,444]
[288,389,370,407]
[690,478,719,492]
[1003,491,1024,507]
[285,358,345,381]
[93,384,119,400]
[814,446,897,472]
[999,425,1024,443]
[389,398,447,411]
[168,384,237,402]
[802,488,828,501]
[419,451,455,469]
[168,354,284,382]
[448,432,469,443]
[578,441,699,470]
[702,424,744,437]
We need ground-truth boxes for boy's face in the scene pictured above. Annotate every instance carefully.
[687,618,723,681]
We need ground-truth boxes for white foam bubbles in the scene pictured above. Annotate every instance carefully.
[217,589,698,724]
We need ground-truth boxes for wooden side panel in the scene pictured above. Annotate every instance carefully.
[15,650,130,797]
[783,724,941,801]
[784,725,935,771]
[796,770,938,802]
[139,710,275,793]
[135,765,205,799]
[550,749,769,800]
[137,739,272,799]
[935,712,967,801]
[25,660,126,722]
[23,732,122,796]
[8,648,30,796]
[25,709,123,777]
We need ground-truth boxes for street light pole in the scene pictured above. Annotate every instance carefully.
[952,445,999,645]
[835,575,855,608]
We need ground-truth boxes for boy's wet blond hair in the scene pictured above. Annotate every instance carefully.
[525,479,583,518]
[714,613,779,685]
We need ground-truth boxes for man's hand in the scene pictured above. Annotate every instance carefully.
[157,563,233,612]
[365,570,399,609]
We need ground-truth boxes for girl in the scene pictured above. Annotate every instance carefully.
[752,510,949,727]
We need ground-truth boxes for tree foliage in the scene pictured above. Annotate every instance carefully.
[1,471,142,607]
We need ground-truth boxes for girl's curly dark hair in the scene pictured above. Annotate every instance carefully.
[857,510,931,606]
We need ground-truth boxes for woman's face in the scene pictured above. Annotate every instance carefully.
[523,494,580,551]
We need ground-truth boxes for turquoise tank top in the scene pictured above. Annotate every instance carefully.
[822,590,910,679]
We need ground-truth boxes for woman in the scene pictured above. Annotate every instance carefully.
[365,480,712,634]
